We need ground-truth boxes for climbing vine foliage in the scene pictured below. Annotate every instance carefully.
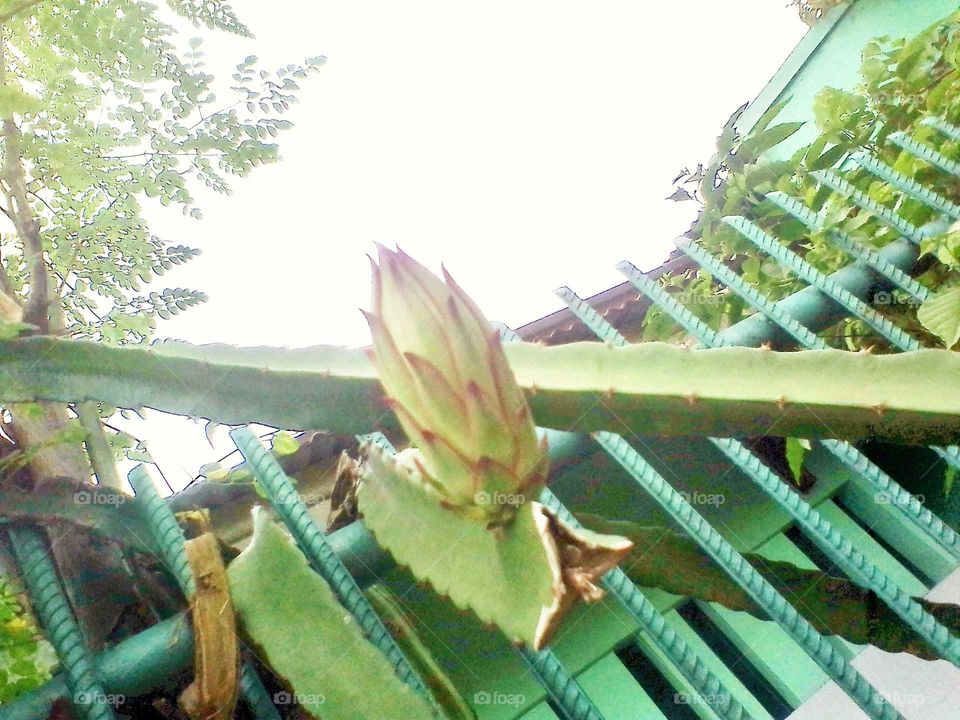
[656,11,960,352]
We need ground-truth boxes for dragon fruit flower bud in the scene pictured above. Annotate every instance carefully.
[364,246,548,526]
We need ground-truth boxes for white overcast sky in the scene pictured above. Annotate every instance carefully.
[122,0,808,488]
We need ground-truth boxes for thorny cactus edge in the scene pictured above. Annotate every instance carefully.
[360,247,633,649]
[363,245,548,527]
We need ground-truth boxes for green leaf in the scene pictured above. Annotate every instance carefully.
[945,464,956,498]
[918,287,960,349]
[785,437,810,485]
[0,87,40,115]
[271,431,299,456]
[808,142,850,171]
[751,95,794,135]
[739,122,805,162]
[227,509,434,719]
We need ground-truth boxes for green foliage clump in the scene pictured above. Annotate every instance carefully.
[0,576,55,704]
[649,11,960,351]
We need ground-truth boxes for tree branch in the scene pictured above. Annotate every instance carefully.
[3,121,49,330]
[76,403,122,490]
[0,41,50,331]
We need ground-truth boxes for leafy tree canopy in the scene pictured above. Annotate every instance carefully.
[0,0,323,343]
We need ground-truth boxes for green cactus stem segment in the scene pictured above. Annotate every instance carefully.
[1,338,959,444]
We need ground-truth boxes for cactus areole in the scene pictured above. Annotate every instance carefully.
[359,247,633,648]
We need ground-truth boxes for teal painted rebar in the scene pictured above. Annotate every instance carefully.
[593,432,901,720]
[128,466,195,595]
[0,611,194,720]
[887,132,960,184]
[554,287,629,346]
[674,238,830,349]
[239,664,283,719]
[766,191,929,303]
[711,436,960,666]
[555,288,960,666]
[616,260,730,347]
[922,115,960,142]
[723,216,922,351]
[822,439,960,560]
[228,427,435,706]
[538,489,751,720]
[494,323,750,719]
[813,169,924,243]
[518,648,606,720]
[7,527,116,720]
[850,153,960,222]
[483,332,748,717]
[127,465,282,720]
[629,246,960,561]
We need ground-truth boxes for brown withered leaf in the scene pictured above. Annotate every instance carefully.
[178,532,239,720]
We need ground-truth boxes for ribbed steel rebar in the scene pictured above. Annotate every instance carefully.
[518,648,606,720]
[675,238,830,349]
[358,430,606,720]
[766,191,929,302]
[593,432,901,720]
[711,436,960,666]
[127,465,281,720]
[538,488,750,720]
[922,115,960,142]
[853,150,960,220]
[555,287,960,665]
[822,439,960,560]
[624,247,960,567]
[813,169,924,243]
[887,133,960,185]
[724,216,922,351]
[7,527,116,720]
[616,260,729,347]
